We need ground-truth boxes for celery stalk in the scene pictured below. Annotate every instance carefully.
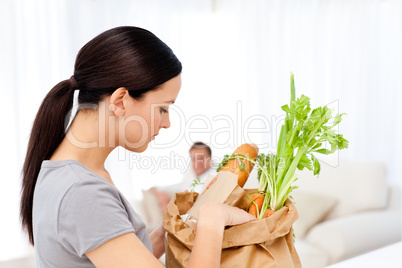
[217,73,349,216]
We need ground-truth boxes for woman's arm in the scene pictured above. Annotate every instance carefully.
[85,232,164,268]
[85,203,255,268]
[187,204,225,267]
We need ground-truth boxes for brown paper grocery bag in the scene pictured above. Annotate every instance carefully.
[187,171,244,220]
[163,182,301,268]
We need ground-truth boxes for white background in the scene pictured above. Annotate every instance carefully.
[1,0,401,261]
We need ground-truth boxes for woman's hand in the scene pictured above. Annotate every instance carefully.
[187,203,256,268]
[220,203,257,226]
[198,202,256,227]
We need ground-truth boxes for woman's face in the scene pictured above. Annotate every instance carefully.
[119,74,181,152]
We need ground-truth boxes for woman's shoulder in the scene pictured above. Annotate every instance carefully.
[37,160,121,205]
[41,160,109,183]
[39,160,114,188]
[41,160,127,224]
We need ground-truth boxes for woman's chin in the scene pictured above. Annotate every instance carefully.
[124,141,150,153]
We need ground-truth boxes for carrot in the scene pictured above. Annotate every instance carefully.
[248,193,265,217]
[263,209,275,218]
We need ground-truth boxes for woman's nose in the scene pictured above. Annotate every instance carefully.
[160,114,171,129]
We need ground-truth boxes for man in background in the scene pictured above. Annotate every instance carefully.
[150,142,215,214]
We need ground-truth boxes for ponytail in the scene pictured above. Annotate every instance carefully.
[21,77,76,245]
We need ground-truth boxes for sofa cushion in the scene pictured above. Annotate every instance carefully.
[295,161,388,220]
[292,191,337,238]
[305,209,402,264]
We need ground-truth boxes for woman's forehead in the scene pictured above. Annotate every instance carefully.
[144,75,181,103]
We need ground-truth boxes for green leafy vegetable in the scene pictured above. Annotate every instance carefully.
[190,177,204,192]
[217,154,231,172]
[225,73,349,218]
[217,153,247,172]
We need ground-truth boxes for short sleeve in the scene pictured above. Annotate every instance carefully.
[57,179,135,257]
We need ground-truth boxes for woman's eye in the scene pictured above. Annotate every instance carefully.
[160,107,168,114]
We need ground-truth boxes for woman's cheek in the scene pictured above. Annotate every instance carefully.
[119,114,150,148]
[155,113,162,131]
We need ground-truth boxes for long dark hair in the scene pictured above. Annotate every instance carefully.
[20,26,182,245]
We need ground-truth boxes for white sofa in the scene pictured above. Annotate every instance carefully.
[132,161,401,268]
[290,161,401,268]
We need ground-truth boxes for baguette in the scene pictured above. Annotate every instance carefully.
[202,143,259,193]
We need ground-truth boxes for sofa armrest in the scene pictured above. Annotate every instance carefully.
[304,209,401,264]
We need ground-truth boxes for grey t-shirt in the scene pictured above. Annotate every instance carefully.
[33,160,152,267]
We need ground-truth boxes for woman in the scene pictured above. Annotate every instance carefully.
[20,26,255,267]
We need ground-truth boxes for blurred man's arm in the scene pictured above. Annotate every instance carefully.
[149,188,171,214]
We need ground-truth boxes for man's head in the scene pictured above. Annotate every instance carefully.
[189,142,212,177]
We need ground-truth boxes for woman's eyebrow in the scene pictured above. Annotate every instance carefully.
[164,100,175,104]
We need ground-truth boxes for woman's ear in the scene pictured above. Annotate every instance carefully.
[109,87,129,116]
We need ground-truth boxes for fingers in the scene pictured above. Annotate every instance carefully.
[198,203,258,228]
[224,205,257,226]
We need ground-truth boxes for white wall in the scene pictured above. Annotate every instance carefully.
[1,0,401,261]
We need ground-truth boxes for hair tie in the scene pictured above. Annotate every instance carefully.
[69,75,78,90]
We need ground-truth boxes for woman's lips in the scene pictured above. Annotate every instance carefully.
[151,134,158,140]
